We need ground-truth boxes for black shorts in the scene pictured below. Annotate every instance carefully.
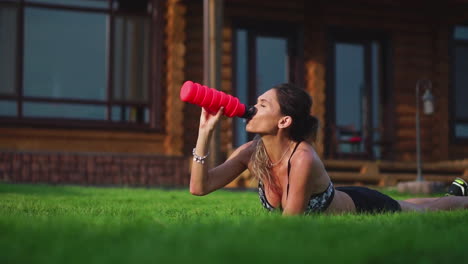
[336,186,401,213]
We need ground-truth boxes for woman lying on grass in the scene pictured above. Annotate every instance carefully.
[189,83,468,215]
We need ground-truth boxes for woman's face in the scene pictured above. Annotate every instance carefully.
[245,89,284,134]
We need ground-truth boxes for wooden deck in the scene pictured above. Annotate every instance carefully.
[225,160,468,188]
[324,160,468,186]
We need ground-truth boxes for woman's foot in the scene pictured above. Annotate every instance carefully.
[446,178,468,196]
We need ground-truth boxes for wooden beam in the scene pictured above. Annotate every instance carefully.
[164,0,186,155]
[204,0,223,167]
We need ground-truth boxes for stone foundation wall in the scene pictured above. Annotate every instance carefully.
[0,151,190,187]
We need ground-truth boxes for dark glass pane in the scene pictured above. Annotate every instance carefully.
[371,42,381,159]
[0,4,17,95]
[113,15,150,103]
[256,36,288,96]
[454,25,468,41]
[23,102,106,120]
[454,45,468,119]
[335,43,364,128]
[234,29,247,147]
[26,0,109,8]
[335,43,365,153]
[0,100,17,116]
[111,105,148,123]
[455,123,468,138]
[23,7,107,100]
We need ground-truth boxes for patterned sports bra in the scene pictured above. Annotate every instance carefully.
[257,142,335,214]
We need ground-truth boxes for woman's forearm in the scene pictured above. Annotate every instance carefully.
[189,128,213,195]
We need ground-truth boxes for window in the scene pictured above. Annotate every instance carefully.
[326,29,391,160]
[233,22,302,147]
[452,25,468,140]
[0,0,163,130]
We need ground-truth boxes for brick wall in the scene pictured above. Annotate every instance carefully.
[0,151,190,187]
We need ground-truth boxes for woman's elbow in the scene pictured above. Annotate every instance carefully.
[282,206,305,216]
[189,185,207,196]
[190,189,206,196]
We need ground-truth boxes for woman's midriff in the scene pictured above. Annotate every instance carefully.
[325,189,356,214]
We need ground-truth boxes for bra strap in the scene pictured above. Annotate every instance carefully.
[286,141,301,198]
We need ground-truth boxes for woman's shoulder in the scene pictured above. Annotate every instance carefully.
[227,140,257,163]
[237,140,257,151]
[289,142,328,182]
[291,141,321,166]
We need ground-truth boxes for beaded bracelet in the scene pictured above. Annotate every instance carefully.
[192,148,209,164]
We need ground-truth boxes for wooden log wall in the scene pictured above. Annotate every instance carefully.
[179,0,468,165]
[305,1,468,162]
[153,0,468,188]
[0,128,166,154]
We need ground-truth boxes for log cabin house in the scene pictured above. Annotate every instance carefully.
[1,0,468,187]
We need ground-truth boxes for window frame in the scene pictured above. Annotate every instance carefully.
[0,0,164,132]
[450,24,468,144]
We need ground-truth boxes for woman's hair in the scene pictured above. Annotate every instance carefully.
[273,83,318,142]
[251,137,280,192]
[250,83,319,194]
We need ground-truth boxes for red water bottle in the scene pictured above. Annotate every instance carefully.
[180,81,256,119]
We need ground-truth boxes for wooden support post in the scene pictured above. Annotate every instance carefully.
[204,0,223,167]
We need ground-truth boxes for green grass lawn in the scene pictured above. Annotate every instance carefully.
[1,183,466,264]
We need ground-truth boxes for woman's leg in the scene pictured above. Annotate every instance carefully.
[402,197,440,204]
[399,196,468,212]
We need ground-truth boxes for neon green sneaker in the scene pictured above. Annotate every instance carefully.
[446,178,468,196]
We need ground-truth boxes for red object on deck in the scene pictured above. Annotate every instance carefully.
[349,136,362,143]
